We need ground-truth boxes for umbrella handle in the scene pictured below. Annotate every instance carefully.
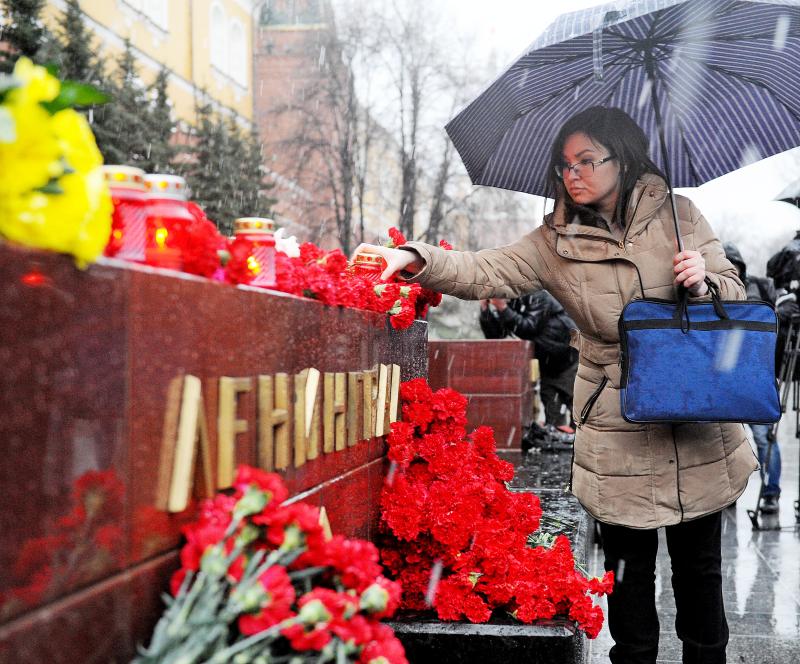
[666,187,685,254]
[647,63,684,254]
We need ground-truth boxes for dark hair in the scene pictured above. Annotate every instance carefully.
[546,106,665,229]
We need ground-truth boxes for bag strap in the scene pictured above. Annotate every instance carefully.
[674,279,728,333]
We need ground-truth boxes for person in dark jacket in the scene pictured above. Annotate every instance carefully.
[479,290,578,431]
[724,242,781,513]
[767,230,800,292]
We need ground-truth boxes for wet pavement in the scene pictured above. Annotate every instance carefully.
[583,414,800,664]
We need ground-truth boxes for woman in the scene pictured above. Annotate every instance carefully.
[356,107,758,664]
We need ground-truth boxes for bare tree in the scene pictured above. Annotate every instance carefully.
[264,1,384,254]
[375,0,450,240]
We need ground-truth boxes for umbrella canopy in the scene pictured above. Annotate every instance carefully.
[446,0,800,198]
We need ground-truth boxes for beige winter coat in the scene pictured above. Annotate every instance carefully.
[403,173,758,529]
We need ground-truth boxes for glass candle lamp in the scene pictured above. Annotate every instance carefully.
[234,217,277,288]
[143,174,194,271]
[350,251,388,283]
[102,165,148,261]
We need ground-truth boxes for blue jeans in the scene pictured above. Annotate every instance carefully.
[749,423,781,498]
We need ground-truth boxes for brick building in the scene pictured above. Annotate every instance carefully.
[254,0,342,247]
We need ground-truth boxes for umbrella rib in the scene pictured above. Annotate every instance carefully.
[652,1,735,45]
[601,61,639,106]
[524,71,599,113]
[704,62,800,124]
[603,28,642,45]
[649,62,704,185]
[685,30,799,44]
[647,8,668,40]
[518,43,634,70]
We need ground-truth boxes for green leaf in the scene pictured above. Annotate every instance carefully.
[36,180,65,195]
[40,81,110,114]
[0,107,15,142]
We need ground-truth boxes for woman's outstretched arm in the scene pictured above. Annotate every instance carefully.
[352,230,546,301]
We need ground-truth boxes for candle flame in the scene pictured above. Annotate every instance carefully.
[155,227,168,248]
[247,255,261,274]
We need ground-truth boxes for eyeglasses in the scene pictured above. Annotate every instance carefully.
[555,155,616,180]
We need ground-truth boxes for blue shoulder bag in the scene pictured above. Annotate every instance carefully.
[619,281,780,423]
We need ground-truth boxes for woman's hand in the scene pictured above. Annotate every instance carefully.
[673,250,708,295]
[351,243,423,281]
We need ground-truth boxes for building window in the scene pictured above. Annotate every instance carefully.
[260,0,323,26]
[229,20,247,87]
[124,0,168,30]
[143,0,168,30]
[210,3,227,72]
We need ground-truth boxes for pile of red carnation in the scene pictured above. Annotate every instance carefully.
[137,466,407,663]
[379,379,614,639]
[134,209,446,330]
[227,228,450,330]
[385,227,449,320]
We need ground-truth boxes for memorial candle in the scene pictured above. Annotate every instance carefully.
[102,165,148,261]
[233,217,276,288]
[143,174,193,271]
[350,251,388,283]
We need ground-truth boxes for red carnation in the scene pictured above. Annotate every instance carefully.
[387,227,407,248]
[359,623,408,663]
[238,565,296,635]
[233,466,289,506]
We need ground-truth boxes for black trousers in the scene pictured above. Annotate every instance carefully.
[599,512,728,664]
[540,360,577,426]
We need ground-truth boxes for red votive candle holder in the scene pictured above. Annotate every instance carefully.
[143,174,195,271]
[233,217,276,288]
[102,165,148,261]
[350,251,388,283]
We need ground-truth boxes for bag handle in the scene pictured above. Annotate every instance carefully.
[674,278,728,333]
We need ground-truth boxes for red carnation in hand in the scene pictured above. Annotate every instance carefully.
[387,227,407,248]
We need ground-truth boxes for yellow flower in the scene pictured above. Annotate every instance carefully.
[0,58,66,197]
[52,107,103,174]
[0,100,63,196]
[8,57,60,106]
[0,59,112,267]
[0,166,112,267]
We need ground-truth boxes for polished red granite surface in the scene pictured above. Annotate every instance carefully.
[428,340,534,449]
[0,243,427,660]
